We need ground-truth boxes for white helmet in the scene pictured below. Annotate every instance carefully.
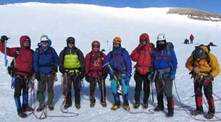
[40,35,51,46]
[157,33,166,41]
[40,35,50,42]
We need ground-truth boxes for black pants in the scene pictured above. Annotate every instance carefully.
[63,74,81,105]
[86,76,106,103]
[14,75,29,113]
[134,71,150,104]
[194,77,215,113]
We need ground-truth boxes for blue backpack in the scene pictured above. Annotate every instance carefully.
[153,42,176,70]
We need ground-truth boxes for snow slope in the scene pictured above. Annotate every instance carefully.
[0,2,221,122]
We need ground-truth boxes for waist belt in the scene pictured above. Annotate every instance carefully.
[157,68,171,74]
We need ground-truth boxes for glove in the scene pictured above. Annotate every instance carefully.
[35,73,41,81]
[1,35,9,42]
[170,70,176,80]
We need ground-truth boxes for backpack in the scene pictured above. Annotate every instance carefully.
[154,42,176,70]
[191,45,210,62]
[7,48,20,77]
[166,42,174,51]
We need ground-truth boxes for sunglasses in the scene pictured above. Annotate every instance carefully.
[41,41,49,46]
[157,40,166,44]
[68,41,75,44]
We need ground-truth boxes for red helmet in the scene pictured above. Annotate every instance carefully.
[139,33,150,43]
[20,35,31,47]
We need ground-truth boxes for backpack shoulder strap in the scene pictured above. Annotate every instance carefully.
[49,47,55,53]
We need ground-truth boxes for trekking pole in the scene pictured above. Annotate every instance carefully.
[107,64,123,95]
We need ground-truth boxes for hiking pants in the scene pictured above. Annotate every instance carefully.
[37,74,55,106]
[134,71,150,104]
[14,75,29,113]
[62,73,81,105]
[86,76,106,103]
[194,76,215,113]
[111,74,130,105]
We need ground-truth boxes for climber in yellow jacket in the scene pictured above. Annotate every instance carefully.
[186,44,220,119]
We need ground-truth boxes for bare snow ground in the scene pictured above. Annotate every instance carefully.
[0,2,221,122]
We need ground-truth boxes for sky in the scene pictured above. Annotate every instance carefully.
[0,0,221,14]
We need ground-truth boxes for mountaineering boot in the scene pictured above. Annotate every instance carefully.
[90,101,95,108]
[22,105,34,112]
[75,104,81,109]
[48,104,54,111]
[142,103,148,109]
[37,103,45,112]
[122,103,130,111]
[155,94,164,111]
[191,106,204,116]
[100,101,107,107]
[166,97,174,117]
[64,102,72,109]
[204,112,214,119]
[154,105,164,111]
[204,108,215,119]
[133,103,140,109]
[18,111,27,118]
[111,104,120,111]
[90,98,96,108]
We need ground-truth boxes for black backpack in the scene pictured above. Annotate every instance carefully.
[191,45,210,62]
[166,42,174,51]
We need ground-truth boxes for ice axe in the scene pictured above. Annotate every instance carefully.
[103,63,124,95]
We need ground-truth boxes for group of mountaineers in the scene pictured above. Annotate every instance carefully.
[0,32,220,120]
